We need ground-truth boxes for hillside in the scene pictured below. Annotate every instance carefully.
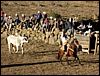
[1,1,99,19]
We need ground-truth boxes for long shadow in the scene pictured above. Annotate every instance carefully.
[1,59,99,68]
[1,60,61,68]
[1,49,99,68]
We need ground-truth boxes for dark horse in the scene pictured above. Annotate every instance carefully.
[57,38,82,65]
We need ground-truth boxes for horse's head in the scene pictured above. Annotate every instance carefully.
[74,38,82,52]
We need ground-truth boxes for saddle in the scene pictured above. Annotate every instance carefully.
[59,45,74,57]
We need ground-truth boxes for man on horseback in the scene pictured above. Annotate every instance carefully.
[58,30,69,60]
[58,33,82,64]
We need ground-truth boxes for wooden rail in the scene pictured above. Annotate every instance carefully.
[75,34,90,54]
[75,31,99,55]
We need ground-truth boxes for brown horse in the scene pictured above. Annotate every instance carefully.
[57,38,82,65]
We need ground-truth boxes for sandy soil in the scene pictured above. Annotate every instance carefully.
[1,31,99,75]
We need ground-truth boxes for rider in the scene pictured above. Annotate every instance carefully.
[60,33,76,57]
[60,30,68,54]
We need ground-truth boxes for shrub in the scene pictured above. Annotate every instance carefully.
[50,12,61,18]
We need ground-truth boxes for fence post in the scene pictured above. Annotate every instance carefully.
[94,31,99,55]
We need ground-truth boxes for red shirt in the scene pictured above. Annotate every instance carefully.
[44,18,49,24]
[1,11,4,16]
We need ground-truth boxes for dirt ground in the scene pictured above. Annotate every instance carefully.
[1,1,99,75]
[1,31,99,75]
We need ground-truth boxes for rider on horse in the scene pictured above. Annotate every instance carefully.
[59,30,69,58]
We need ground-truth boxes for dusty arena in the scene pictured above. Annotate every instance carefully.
[1,31,99,75]
[1,1,99,75]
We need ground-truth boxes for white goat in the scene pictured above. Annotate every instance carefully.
[7,35,28,54]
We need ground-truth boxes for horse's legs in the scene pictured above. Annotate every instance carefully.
[57,54,63,64]
[66,56,69,65]
[73,57,77,63]
[57,51,60,59]
[75,55,81,64]
[58,52,64,64]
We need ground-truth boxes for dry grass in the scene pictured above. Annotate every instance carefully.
[1,1,99,19]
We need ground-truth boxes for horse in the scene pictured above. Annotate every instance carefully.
[57,38,82,65]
